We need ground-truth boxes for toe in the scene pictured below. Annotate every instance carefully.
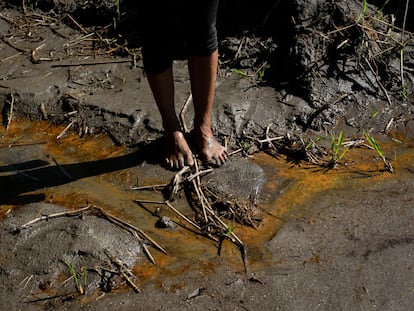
[186,154,195,167]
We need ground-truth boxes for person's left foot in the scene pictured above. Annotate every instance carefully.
[193,128,227,166]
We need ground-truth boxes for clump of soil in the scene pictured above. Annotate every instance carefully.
[0,203,151,305]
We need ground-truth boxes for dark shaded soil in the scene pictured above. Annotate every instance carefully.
[1,0,413,148]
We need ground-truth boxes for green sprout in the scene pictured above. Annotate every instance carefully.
[256,62,267,82]
[402,84,407,99]
[370,110,379,119]
[62,259,87,295]
[330,131,349,167]
[305,135,325,150]
[225,222,235,236]
[113,0,121,29]
[238,141,252,155]
[377,0,390,16]
[356,0,368,23]
[231,68,249,77]
[257,67,265,82]
[363,130,393,173]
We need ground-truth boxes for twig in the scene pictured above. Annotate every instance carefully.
[363,57,392,105]
[234,36,246,60]
[400,0,410,96]
[384,117,394,133]
[257,136,284,144]
[63,32,96,48]
[1,52,23,63]
[40,102,48,119]
[51,58,132,67]
[192,179,209,223]
[179,93,193,134]
[65,14,88,34]
[0,13,20,26]
[52,156,73,180]
[18,274,33,288]
[129,183,168,191]
[11,166,41,182]
[169,166,190,198]
[186,168,213,182]
[97,207,168,255]
[191,159,209,223]
[19,206,91,229]
[5,94,14,131]
[133,199,165,204]
[401,0,410,42]
[194,186,244,247]
[261,0,281,27]
[142,243,156,265]
[2,35,30,53]
[228,148,243,156]
[164,200,202,231]
[104,250,140,293]
[56,120,76,139]
[0,141,47,148]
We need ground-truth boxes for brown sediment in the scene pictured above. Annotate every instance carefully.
[1,118,414,295]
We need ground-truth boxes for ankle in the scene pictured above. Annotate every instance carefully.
[193,124,213,138]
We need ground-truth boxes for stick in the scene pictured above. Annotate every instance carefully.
[129,183,168,191]
[228,148,243,156]
[0,141,47,148]
[257,136,284,144]
[170,166,190,198]
[2,36,30,53]
[142,243,156,265]
[19,206,91,229]
[52,157,73,180]
[52,58,132,67]
[56,120,75,139]
[179,93,193,134]
[97,207,168,255]
[12,166,41,182]
[364,58,392,106]
[186,168,213,182]
[399,0,410,96]
[234,36,246,60]
[191,179,208,223]
[5,94,14,131]
[194,183,245,246]
[164,200,201,231]
[1,52,23,63]
[261,0,281,27]
[133,199,165,205]
[63,32,96,48]
[65,14,88,34]
[104,250,140,293]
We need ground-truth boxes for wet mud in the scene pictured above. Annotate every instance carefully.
[1,0,414,310]
[1,118,414,310]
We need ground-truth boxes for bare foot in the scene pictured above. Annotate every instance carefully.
[194,129,228,166]
[165,131,194,169]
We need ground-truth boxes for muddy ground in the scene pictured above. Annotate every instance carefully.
[1,0,414,310]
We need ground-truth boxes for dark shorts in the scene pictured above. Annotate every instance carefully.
[139,0,219,75]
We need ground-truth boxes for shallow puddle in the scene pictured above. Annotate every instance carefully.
[1,118,413,284]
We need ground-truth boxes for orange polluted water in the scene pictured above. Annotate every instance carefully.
[1,119,413,282]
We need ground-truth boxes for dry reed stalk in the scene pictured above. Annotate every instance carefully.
[20,206,91,229]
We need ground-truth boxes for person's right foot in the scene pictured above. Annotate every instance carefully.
[164,131,194,169]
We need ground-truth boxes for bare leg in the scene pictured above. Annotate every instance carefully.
[188,49,227,166]
[147,66,194,169]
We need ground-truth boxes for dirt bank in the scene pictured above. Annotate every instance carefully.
[1,0,413,146]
